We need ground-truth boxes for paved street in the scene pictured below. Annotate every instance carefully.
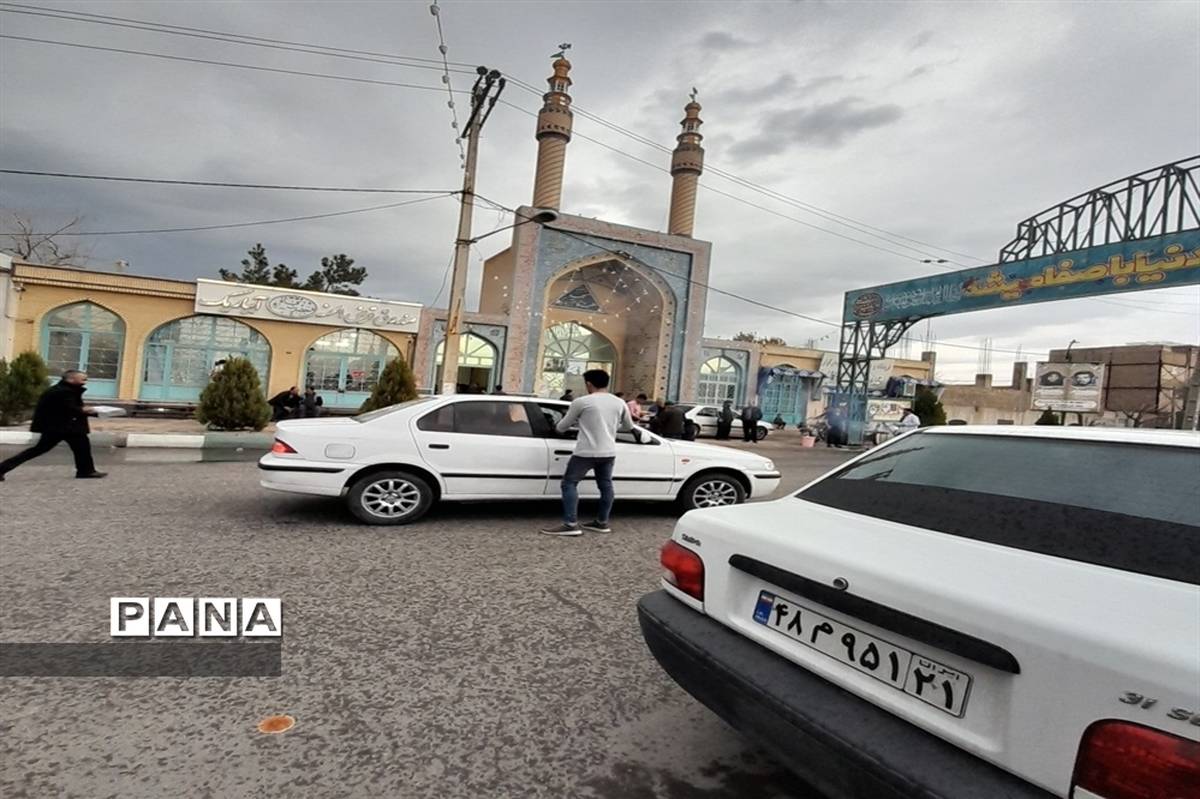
[0,437,854,799]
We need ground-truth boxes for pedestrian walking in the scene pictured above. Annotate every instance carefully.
[716,400,734,440]
[541,369,633,537]
[0,370,106,481]
[741,400,763,443]
[269,387,301,421]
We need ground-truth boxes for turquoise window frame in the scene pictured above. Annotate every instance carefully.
[39,302,125,398]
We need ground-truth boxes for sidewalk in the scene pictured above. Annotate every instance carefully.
[0,417,277,450]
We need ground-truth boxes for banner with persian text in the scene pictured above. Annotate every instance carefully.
[843,230,1200,324]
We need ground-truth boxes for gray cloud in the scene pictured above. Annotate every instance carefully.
[698,31,753,51]
[909,30,935,50]
[727,97,904,159]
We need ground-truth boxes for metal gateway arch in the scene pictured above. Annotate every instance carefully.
[836,155,1200,443]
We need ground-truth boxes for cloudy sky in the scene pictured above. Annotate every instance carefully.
[1,0,1197,382]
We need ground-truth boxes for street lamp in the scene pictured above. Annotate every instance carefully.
[460,208,558,246]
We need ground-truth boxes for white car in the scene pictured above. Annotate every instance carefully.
[259,395,781,525]
[639,426,1199,798]
[679,404,771,441]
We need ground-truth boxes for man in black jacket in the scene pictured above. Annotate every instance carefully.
[0,370,105,480]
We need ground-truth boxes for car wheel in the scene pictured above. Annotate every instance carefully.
[755,426,768,441]
[347,470,434,525]
[680,474,746,510]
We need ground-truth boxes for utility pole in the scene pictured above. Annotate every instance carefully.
[441,67,504,395]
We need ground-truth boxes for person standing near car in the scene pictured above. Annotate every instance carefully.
[541,369,633,537]
[741,400,763,443]
[628,393,646,423]
[654,400,686,439]
[716,400,734,440]
[0,370,105,481]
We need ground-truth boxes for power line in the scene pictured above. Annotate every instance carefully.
[0,34,468,93]
[473,194,1046,356]
[428,0,466,167]
[0,169,456,194]
[0,3,480,73]
[0,193,454,236]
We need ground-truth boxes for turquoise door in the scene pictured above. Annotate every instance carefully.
[760,372,810,426]
[41,302,125,399]
[139,316,270,403]
[304,329,398,410]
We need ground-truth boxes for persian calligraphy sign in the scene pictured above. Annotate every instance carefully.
[843,231,1200,323]
[195,279,421,333]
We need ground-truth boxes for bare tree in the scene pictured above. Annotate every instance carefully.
[1,210,91,265]
[1117,401,1162,428]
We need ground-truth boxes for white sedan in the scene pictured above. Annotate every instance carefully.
[641,426,1199,798]
[259,395,781,525]
[679,404,771,441]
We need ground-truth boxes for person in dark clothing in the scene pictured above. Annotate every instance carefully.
[0,370,105,480]
[715,400,735,440]
[772,414,786,430]
[300,389,324,418]
[269,387,301,421]
[492,385,506,395]
[826,406,847,448]
[560,389,575,402]
[654,401,686,439]
[741,401,763,443]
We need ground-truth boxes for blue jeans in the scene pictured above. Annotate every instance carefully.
[560,455,616,526]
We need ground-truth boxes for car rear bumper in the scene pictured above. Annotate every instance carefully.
[637,590,1055,799]
[258,454,348,497]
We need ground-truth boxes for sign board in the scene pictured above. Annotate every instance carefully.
[867,398,909,422]
[194,279,420,333]
[868,358,894,391]
[844,231,1200,324]
[818,352,839,378]
[1032,362,1105,412]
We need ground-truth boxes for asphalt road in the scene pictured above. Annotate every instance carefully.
[0,437,855,799]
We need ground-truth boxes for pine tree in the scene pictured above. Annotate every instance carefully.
[196,356,271,430]
[359,357,418,413]
[912,386,947,427]
[0,351,49,426]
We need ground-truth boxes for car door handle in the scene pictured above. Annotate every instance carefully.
[554,449,573,456]
[428,443,450,450]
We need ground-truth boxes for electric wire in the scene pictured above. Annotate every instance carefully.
[428,0,466,166]
[0,193,454,236]
[0,169,456,194]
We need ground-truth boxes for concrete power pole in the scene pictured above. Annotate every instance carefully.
[441,68,504,395]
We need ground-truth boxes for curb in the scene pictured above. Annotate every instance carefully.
[0,430,274,450]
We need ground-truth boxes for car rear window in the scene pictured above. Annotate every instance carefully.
[797,433,1199,584]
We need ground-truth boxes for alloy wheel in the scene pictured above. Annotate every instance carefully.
[693,480,739,508]
[360,478,422,519]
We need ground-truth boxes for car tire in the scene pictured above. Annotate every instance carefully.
[755,426,768,441]
[347,470,434,525]
[679,473,747,511]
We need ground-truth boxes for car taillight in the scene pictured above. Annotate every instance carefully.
[1072,720,1200,799]
[660,540,704,601]
[271,439,297,454]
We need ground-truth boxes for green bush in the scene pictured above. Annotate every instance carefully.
[196,356,270,430]
[359,357,418,413]
[1034,409,1061,426]
[0,351,50,426]
[912,386,947,427]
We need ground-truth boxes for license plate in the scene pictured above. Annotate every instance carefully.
[752,589,972,717]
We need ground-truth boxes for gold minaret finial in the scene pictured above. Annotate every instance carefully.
[531,47,574,210]
[667,94,704,237]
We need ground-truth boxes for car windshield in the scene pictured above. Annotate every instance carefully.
[352,396,438,423]
[797,432,1199,584]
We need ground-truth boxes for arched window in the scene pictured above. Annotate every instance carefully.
[41,302,126,398]
[697,356,741,405]
[304,329,399,409]
[540,322,616,397]
[140,316,270,402]
[435,332,497,392]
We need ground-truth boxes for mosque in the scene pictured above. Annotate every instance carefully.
[0,56,932,426]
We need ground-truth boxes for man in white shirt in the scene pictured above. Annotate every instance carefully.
[899,408,921,429]
[541,369,633,536]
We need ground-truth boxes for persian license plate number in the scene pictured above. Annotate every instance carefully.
[752,589,972,717]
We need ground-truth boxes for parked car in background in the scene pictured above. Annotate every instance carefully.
[676,404,771,441]
[259,396,781,524]
[640,426,1200,798]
